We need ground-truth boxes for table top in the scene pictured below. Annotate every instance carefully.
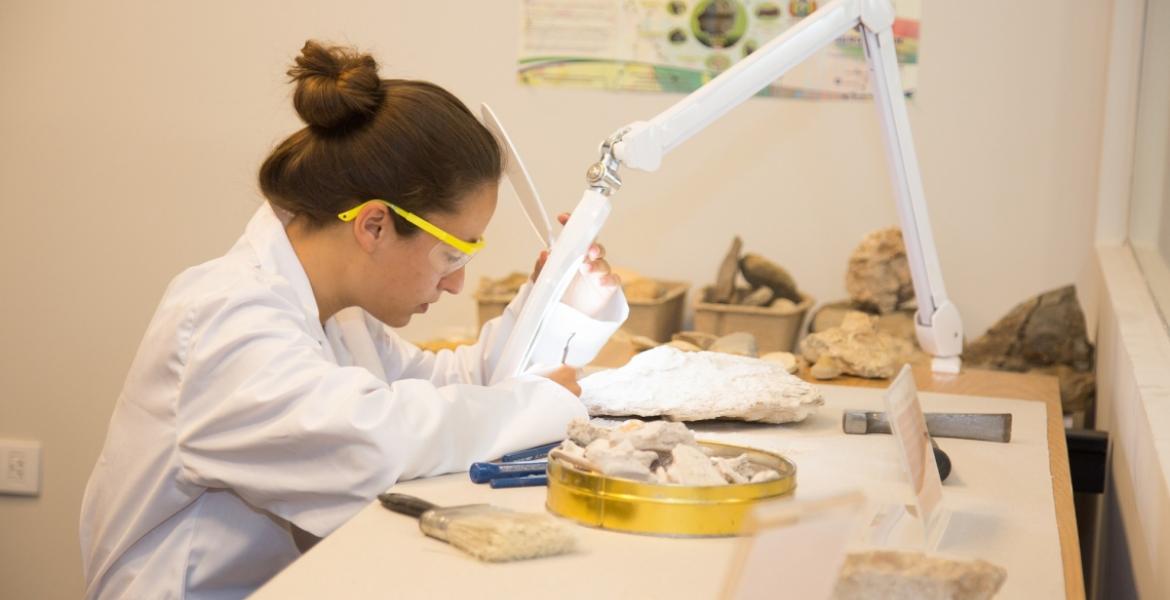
[253,361,1084,600]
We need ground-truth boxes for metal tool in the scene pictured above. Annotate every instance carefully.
[842,411,1012,443]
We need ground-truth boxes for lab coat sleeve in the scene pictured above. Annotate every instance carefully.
[378,281,628,385]
[173,287,587,537]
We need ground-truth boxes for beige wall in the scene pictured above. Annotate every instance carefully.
[0,1,1111,598]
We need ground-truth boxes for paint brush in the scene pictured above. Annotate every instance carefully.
[377,493,575,562]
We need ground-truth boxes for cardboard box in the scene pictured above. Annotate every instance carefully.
[693,292,815,353]
[475,279,690,343]
[624,280,689,342]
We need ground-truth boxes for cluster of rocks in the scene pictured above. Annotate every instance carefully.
[963,285,1095,414]
[803,227,924,379]
[701,236,805,311]
[477,269,670,302]
[559,418,783,486]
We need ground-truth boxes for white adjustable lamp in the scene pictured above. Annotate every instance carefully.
[490,0,964,384]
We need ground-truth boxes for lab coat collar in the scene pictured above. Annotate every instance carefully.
[243,203,324,335]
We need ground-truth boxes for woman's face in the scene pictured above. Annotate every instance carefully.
[363,183,498,327]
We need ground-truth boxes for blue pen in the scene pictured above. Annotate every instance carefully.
[499,441,561,463]
[489,474,549,489]
[469,460,548,484]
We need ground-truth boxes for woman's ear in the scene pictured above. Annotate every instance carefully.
[353,204,393,253]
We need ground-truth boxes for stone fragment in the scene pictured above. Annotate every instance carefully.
[712,237,743,304]
[477,272,528,297]
[584,439,657,481]
[629,335,661,352]
[810,355,844,379]
[799,311,914,379]
[740,253,800,302]
[730,286,753,304]
[609,419,698,453]
[760,351,798,373]
[846,227,914,314]
[623,278,666,302]
[770,297,798,312]
[833,550,1006,600]
[666,340,701,352]
[741,286,775,306]
[709,332,759,357]
[566,418,610,447]
[581,346,824,423]
[672,331,719,350]
[666,444,727,486]
[749,470,780,483]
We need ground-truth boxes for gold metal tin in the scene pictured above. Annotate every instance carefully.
[546,441,796,537]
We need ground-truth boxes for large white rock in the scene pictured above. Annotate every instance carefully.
[580,346,823,423]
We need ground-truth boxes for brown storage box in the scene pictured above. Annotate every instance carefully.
[623,280,688,342]
[475,280,689,343]
[693,292,815,353]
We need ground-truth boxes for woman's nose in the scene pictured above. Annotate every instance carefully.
[438,268,465,295]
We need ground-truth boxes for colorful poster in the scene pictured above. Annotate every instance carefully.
[518,0,920,99]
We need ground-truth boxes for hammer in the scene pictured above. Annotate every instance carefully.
[842,411,1012,443]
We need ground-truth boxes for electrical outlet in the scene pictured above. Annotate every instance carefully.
[0,439,41,496]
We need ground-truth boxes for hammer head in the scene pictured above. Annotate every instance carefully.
[842,411,870,434]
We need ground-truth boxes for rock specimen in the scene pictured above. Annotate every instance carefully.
[708,332,759,357]
[846,227,914,314]
[622,278,666,302]
[833,550,1006,600]
[712,236,744,303]
[559,418,782,486]
[741,286,775,306]
[672,331,718,350]
[760,351,798,373]
[799,311,914,379]
[740,253,800,302]
[963,285,1095,413]
[580,345,823,423]
[477,272,528,297]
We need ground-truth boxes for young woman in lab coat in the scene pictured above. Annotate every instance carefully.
[79,41,627,600]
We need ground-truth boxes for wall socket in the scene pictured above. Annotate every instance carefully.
[0,439,42,496]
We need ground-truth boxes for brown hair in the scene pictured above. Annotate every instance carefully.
[259,40,502,234]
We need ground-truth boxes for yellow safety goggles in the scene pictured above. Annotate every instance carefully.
[338,200,485,275]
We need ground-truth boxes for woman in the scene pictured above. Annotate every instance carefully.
[79,41,626,599]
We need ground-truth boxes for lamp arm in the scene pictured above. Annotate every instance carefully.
[607,0,963,372]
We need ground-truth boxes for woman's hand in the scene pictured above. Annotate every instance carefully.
[530,213,621,286]
[542,365,581,396]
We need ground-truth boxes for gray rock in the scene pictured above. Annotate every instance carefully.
[963,285,1095,413]
[846,227,914,314]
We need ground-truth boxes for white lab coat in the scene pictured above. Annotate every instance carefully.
[79,203,627,600]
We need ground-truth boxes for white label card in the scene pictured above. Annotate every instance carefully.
[883,364,948,547]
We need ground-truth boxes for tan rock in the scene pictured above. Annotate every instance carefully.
[709,332,759,357]
[811,300,918,345]
[760,351,798,373]
[665,340,702,352]
[810,355,844,379]
[629,335,661,352]
[740,253,800,302]
[672,331,719,350]
[712,237,743,303]
[799,311,913,379]
[770,297,798,313]
[846,227,914,314]
[741,286,775,306]
[580,346,824,424]
[477,272,528,297]
[834,550,1006,600]
[623,278,666,302]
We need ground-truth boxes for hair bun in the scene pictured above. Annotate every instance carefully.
[288,40,382,130]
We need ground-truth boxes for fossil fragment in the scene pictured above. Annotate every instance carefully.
[740,253,800,302]
[665,444,727,486]
[580,346,823,423]
[800,311,914,379]
[833,550,1006,600]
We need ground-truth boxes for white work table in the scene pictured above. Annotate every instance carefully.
[253,367,1082,599]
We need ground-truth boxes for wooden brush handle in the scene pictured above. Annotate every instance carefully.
[378,493,437,518]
